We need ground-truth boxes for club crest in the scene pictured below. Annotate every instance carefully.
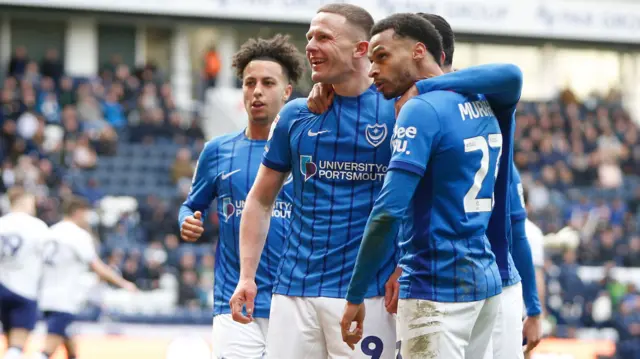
[365,123,388,147]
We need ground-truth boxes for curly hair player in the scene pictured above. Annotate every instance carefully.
[179,34,304,358]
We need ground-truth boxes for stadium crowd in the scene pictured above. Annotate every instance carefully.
[1,45,640,352]
[0,46,213,314]
[514,91,640,354]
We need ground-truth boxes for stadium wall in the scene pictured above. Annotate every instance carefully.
[1,0,640,132]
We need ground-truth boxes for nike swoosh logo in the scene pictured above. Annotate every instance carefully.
[308,129,330,137]
[221,169,241,180]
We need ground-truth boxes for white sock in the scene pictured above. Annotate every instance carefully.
[35,353,50,359]
[3,347,22,359]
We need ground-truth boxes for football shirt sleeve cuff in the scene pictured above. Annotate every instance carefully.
[262,156,291,173]
[389,161,425,176]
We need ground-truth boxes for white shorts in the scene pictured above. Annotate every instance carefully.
[212,314,269,359]
[397,295,500,359]
[266,294,396,359]
[484,282,524,359]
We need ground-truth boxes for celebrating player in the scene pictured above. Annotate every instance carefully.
[410,14,543,358]
[341,13,525,359]
[0,187,49,359]
[179,35,303,358]
[414,13,544,358]
[230,3,399,358]
[306,13,542,357]
[38,196,136,359]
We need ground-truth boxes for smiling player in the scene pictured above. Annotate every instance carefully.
[230,4,400,358]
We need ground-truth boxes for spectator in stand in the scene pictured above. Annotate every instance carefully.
[23,61,40,87]
[198,254,214,288]
[204,45,221,88]
[58,76,75,108]
[163,234,181,270]
[599,156,623,189]
[71,135,98,170]
[79,178,104,205]
[197,275,213,309]
[140,251,163,291]
[106,248,125,270]
[121,257,141,286]
[178,270,200,309]
[614,297,640,359]
[171,147,194,186]
[179,252,197,278]
[622,237,640,267]
[7,46,28,78]
[103,88,127,130]
[40,48,64,84]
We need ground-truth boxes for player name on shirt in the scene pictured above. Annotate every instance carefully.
[458,99,496,121]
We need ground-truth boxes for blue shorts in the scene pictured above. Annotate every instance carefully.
[0,283,38,332]
[43,311,75,338]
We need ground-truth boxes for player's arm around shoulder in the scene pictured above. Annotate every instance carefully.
[414,64,523,112]
[307,83,334,114]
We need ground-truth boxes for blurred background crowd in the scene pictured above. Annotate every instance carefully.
[1,1,640,357]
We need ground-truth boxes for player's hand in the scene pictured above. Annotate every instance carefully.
[229,278,257,324]
[307,83,334,114]
[384,267,401,314]
[522,315,542,354]
[340,301,365,350]
[122,281,138,292]
[180,211,204,242]
[395,84,419,118]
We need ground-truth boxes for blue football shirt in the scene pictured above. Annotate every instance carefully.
[180,130,293,318]
[499,162,525,286]
[262,86,398,298]
[390,92,503,302]
[510,163,527,222]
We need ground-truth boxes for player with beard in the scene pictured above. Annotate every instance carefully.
[340,13,524,358]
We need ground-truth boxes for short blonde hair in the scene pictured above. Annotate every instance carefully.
[7,186,28,206]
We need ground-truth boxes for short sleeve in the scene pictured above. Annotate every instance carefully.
[388,98,441,176]
[509,163,527,220]
[184,141,218,212]
[262,99,303,173]
[526,220,545,267]
[77,231,98,264]
[34,220,50,255]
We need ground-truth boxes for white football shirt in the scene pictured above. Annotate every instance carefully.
[0,212,49,300]
[39,220,98,314]
[525,219,545,267]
